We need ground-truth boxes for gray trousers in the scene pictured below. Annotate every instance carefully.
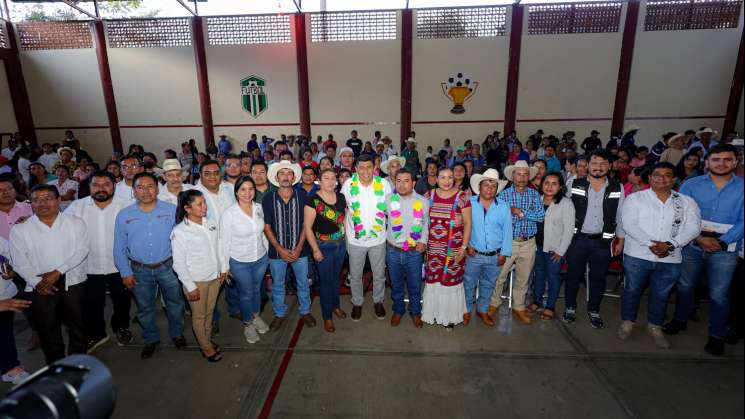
[347,242,387,306]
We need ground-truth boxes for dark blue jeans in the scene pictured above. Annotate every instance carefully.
[317,242,346,320]
[230,255,269,322]
[532,249,563,311]
[673,244,739,339]
[0,311,20,374]
[622,255,680,326]
[386,246,423,316]
[565,235,612,312]
[131,262,185,344]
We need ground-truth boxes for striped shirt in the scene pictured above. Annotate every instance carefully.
[498,186,545,239]
[262,189,309,259]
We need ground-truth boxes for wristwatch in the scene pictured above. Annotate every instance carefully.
[664,241,675,251]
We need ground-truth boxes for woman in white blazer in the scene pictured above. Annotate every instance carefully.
[528,173,575,320]
[172,189,227,362]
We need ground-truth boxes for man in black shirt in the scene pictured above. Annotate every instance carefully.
[346,130,363,157]
[581,130,602,153]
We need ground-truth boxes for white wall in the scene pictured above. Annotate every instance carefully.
[0,64,18,136]
[108,46,201,154]
[307,13,401,144]
[625,1,743,143]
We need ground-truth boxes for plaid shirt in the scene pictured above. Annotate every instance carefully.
[498,186,545,239]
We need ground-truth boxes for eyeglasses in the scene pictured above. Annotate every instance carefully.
[31,197,58,204]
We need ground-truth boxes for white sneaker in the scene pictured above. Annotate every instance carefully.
[253,315,269,334]
[647,324,670,349]
[2,367,30,385]
[243,323,260,344]
[617,320,634,340]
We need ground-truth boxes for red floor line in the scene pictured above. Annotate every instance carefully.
[258,319,305,419]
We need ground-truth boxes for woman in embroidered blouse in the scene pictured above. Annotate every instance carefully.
[304,169,348,333]
[422,167,472,329]
[172,190,227,362]
[219,176,270,345]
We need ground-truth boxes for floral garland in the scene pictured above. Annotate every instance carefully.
[390,194,424,250]
[349,174,386,239]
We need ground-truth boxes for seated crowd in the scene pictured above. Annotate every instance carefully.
[0,125,742,385]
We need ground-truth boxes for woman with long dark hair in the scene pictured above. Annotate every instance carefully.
[172,189,226,362]
[219,176,270,344]
[674,150,701,187]
[28,162,53,190]
[452,162,471,197]
[527,172,575,320]
[415,160,439,195]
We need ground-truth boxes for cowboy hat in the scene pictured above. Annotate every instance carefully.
[338,146,354,156]
[380,155,406,174]
[696,127,716,136]
[267,161,301,187]
[504,160,538,181]
[162,159,182,172]
[57,147,76,158]
[664,133,687,146]
[470,168,507,195]
[406,137,416,143]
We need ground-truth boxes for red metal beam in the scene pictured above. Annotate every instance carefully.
[192,16,214,148]
[610,0,640,137]
[503,4,524,137]
[722,30,744,137]
[400,8,413,151]
[294,13,311,137]
[92,20,122,154]
[2,21,37,146]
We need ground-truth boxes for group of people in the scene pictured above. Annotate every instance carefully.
[0,126,742,386]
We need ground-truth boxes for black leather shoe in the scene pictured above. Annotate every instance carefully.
[141,341,160,359]
[351,305,362,322]
[374,303,386,320]
[704,336,725,356]
[172,336,187,350]
[662,319,687,335]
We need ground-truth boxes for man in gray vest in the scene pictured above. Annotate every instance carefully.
[564,150,624,329]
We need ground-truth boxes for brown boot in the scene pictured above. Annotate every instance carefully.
[269,316,285,332]
[477,312,495,327]
[513,309,533,325]
[302,314,317,328]
[463,312,471,326]
[412,315,423,328]
[390,313,402,327]
[487,305,498,316]
[333,308,347,319]
[323,319,335,333]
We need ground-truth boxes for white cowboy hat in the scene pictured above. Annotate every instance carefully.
[338,146,354,156]
[162,159,182,172]
[380,155,406,174]
[406,137,416,143]
[504,160,538,181]
[623,124,640,135]
[268,160,302,187]
[696,127,716,136]
[470,168,508,195]
[664,133,687,146]
[57,146,76,158]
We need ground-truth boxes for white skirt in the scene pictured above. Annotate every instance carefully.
[421,282,467,326]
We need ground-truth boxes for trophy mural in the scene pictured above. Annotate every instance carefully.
[441,72,478,114]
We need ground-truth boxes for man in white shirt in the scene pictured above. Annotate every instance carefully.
[618,162,700,349]
[157,159,193,206]
[65,171,132,353]
[9,184,89,364]
[114,154,144,203]
[39,143,60,173]
[341,154,391,321]
[1,137,19,161]
[194,159,240,322]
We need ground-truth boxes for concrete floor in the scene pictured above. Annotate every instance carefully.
[3,289,743,419]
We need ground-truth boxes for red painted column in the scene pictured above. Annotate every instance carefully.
[400,8,413,150]
[503,4,524,137]
[192,16,214,148]
[722,30,744,137]
[610,0,640,137]
[92,20,123,155]
[2,21,36,146]
[294,13,311,137]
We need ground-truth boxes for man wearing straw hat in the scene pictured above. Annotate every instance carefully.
[688,127,718,153]
[488,161,544,325]
[157,159,193,206]
[380,155,405,188]
[464,169,511,327]
[262,161,316,331]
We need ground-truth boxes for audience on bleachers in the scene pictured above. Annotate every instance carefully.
[0,125,742,380]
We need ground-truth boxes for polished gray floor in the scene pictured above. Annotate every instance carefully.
[3,289,743,419]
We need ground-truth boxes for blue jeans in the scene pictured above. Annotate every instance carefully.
[464,254,501,314]
[131,262,185,344]
[317,242,346,320]
[386,247,423,316]
[622,255,680,326]
[532,249,563,311]
[269,257,311,317]
[230,255,269,323]
[673,244,739,338]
